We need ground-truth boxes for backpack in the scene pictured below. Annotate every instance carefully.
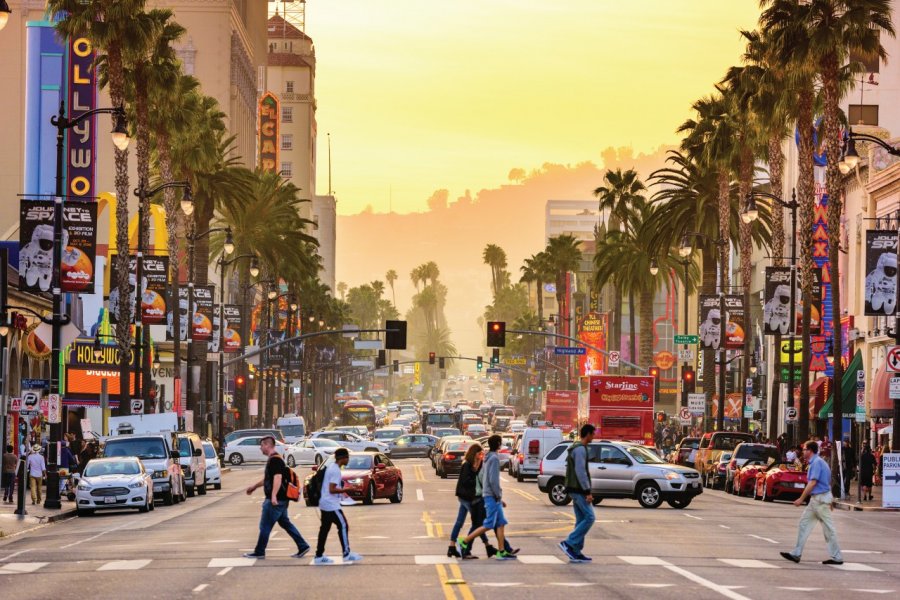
[305,465,328,506]
[285,466,301,502]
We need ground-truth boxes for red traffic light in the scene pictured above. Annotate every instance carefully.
[428,352,436,365]
[649,367,660,378]
[235,375,246,387]
[684,370,693,381]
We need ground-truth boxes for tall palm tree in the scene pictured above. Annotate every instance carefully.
[385,270,398,306]
[336,282,348,300]
[482,244,507,297]
[545,234,582,343]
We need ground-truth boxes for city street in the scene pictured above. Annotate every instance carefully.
[0,459,897,600]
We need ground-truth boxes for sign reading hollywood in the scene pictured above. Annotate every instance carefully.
[258,92,279,173]
[19,200,98,294]
[64,339,136,401]
[865,230,898,316]
[67,36,97,199]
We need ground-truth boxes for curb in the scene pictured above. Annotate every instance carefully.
[834,501,899,512]
[47,508,79,523]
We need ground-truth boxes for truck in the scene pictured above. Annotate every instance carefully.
[542,391,578,434]
[587,375,655,446]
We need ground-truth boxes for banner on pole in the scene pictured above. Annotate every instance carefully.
[698,295,721,350]
[864,230,898,316]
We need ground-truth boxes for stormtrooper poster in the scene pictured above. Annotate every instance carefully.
[763,267,795,335]
[192,286,215,343]
[724,295,745,349]
[19,200,97,294]
[222,305,242,353]
[699,295,722,350]
[208,303,222,353]
[864,230,898,316]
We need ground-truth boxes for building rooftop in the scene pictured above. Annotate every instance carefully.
[267,53,313,68]
[267,14,311,41]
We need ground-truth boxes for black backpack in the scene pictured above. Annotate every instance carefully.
[305,466,328,506]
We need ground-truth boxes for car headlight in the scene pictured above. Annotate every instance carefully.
[347,477,364,485]
[77,483,92,491]
[128,482,145,489]
[152,470,169,479]
[665,472,681,480]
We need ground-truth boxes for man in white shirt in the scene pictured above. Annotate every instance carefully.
[26,445,46,504]
[314,448,362,564]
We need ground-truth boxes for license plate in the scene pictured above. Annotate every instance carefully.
[153,485,163,492]
[692,482,699,488]
[793,482,806,488]
[104,497,117,504]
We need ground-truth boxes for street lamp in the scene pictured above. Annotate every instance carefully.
[649,258,659,277]
[840,128,900,174]
[0,0,11,32]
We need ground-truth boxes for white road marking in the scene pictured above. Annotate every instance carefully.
[193,584,209,593]
[619,556,752,600]
[844,550,883,554]
[829,563,882,572]
[0,549,32,562]
[551,583,592,587]
[718,559,779,569]
[500,476,510,483]
[217,567,232,576]
[61,519,137,549]
[475,583,522,587]
[619,556,668,566]
[516,555,564,565]
[161,541,188,545]
[684,514,703,520]
[778,588,821,592]
[415,555,458,565]
[850,591,894,595]
[0,562,48,575]
[719,525,731,529]
[632,584,675,588]
[748,534,779,544]
[98,559,152,571]
[208,557,256,568]
[416,489,424,501]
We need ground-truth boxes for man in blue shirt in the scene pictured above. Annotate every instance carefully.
[780,441,843,565]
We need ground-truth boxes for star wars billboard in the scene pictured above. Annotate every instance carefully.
[724,295,744,349]
[763,267,795,336]
[864,230,898,316]
[19,200,98,294]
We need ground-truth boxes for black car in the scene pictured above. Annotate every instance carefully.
[436,441,471,479]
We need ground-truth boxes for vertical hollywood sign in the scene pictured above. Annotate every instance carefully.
[258,92,279,173]
[67,37,97,198]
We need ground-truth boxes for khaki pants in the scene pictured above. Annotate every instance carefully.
[791,492,842,561]
[30,475,43,504]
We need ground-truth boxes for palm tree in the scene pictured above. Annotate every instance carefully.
[545,234,582,341]
[482,244,508,296]
[336,282,348,300]
[385,270,398,306]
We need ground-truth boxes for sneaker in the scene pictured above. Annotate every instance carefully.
[242,552,265,559]
[558,541,576,561]
[495,550,517,560]
[314,556,334,565]
[343,552,363,562]
[455,537,469,558]
[575,552,592,562]
[779,552,800,564]
[291,546,311,559]
[822,559,843,565]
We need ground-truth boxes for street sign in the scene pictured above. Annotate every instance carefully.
[486,368,502,374]
[554,346,586,355]
[351,359,374,368]
[47,394,61,424]
[887,346,900,372]
[130,398,144,415]
[743,404,753,418]
[674,334,699,345]
[21,379,49,390]
[22,390,40,412]
[677,348,694,361]
[883,454,900,508]
[786,406,798,422]
[354,339,383,351]
[608,351,620,367]
[678,407,691,426]
[890,377,900,400]
[8,397,22,412]
[687,393,705,416]
[502,358,527,365]
[244,345,260,366]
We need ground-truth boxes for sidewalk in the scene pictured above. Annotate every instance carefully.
[833,481,898,512]
[0,493,78,538]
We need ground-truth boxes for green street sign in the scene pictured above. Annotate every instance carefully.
[780,368,802,380]
[674,334,699,345]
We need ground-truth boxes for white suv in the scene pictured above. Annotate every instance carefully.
[309,431,388,453]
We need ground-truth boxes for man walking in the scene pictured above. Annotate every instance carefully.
[780,440,843,565]
[26,445,46,505]
[243,436,310,559]
[314,448,362,564]
[2,445,17,503]
[559,424,596,562]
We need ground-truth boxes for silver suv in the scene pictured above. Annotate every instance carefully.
[537,440,703,509]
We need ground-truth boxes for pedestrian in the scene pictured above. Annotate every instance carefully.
[780,440,843,565]
[59,440,78,497]
[2,445,16,503]
[26,444,46,505]
[455,434,516,560]
[559,423,596,563]
[448,443,494,558]
[314,447,362,564]
[242,436,310,559]
[859,443,876,502]
[841,440,855,498]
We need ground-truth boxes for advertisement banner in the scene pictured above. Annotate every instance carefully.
[725,295,744,349]
[258,92,280,173]
[698,295,722,350]
[588,376,654,409]
[223,305,242,353]
[864,230,898,316]
[763,266,794,336]
[141,256,168,324]
[19,200,98,294]
[577,312,607,376]
[66,36,97,200]
[192,286,214,343]
[167,287,189,341]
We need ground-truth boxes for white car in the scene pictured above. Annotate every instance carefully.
[284,438,340,467]
[201,441,222,490]
[391,418,413,433]
[74,457,154,516]
[308,431,389,453]
[510,420,527,435]
[223,436,288,465]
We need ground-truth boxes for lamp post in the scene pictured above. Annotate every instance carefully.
[215,254,257,448]
[743,188,799,442]
[46,101,128,509]
[268,289,294,421]
[186,227,233,431]
[680,232,729,432]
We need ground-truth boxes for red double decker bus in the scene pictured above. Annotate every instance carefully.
[588,375,655,446]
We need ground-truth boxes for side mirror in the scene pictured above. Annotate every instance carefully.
[193,447,203,457]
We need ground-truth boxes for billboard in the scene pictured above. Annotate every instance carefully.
[763,267,794,336]
[63,340,135,403]
[724,295,744,349]
[19,200,98,294]
[192,286,214,343]
[864,230,897,316]
[588,376,654,409]
[258,92,279,173]
[140,256,169,324]
[698,295,721,350]
[223,304,243,353]
[577,312,607,376]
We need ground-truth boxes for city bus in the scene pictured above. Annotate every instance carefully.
[339,399,377,432]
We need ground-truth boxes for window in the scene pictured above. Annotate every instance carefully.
[600,446,631,465]
[285,80,294,93]
[281,134,293,150]
[280,162,292,177]
[848,104,879,126]
[282,106,293,123]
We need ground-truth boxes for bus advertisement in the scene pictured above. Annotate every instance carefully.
[588,375,655,445]
[543,391,579,433]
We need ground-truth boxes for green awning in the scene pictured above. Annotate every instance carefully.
[818,350,863,419]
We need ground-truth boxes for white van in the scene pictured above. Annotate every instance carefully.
[276,415,307,444]
[516,427,564,481]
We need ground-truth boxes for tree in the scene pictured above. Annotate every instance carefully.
[385,269,398,306]
[482,244,508,297]
[337,282,348,300]
[545,235,582,344]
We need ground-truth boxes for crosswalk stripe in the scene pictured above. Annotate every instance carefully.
[97,560,152,571]
[619,555,669,566]
[207,557,256,568]
[829,563,882,572]
[516,555,564,564]
[778,587,822,592]
[718,559,779,569]
[0,562,47,575]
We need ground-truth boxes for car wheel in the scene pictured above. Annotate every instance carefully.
[390,480,403,503]
[548,478,571,506]
[363,482,375,505]
[163,489,174,506]
[753,483,760,500]
[229,453,243,466]
[637,482,663,509]
[214,483,221,490]
[591,497,603,506]
[187,485,195,498]
[198,481,207,496]
[139,497,150,513]
[286,455,296,468]
[666,497,691,509]
[724,478,732,494]
[315,454,324,466]
[440,467,448,479]
[516,470,524,483]
[149,497,155,511]
[763,483,774,502]
[77,508,94,517]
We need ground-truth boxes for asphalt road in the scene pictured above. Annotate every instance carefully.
[0,455,897,600]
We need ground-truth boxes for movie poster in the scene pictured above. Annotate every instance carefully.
[192,286,214,343]
[724,295,745,349]
[140,256,168,324]
[19,200,98,294]
[223,305,242,353]
[763,266,794,336]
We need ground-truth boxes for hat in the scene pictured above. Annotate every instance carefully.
[32,444,41,452]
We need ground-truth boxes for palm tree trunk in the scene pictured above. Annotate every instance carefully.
[797,85,815,444]
[701,247,717,425]
[717,171,730,289]
[536,279,544,322]
[739,145,753,432]
[638,287,653,367]
[134,68,152,408]
[768,135,786,441]
[628,290,637,369]
[190,199,215,431]
[157,133,183,410]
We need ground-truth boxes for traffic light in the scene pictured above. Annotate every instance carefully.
[476,356,483,371]
[385,319,407,350]
[377,349,386,368]
[429,352,436,365]
[393,359,400,373]
[439,357,445,369]
[487,321,506,347]
[491,348,500,365]
[753,410,766,421]
[234,375,246,390]
[681,365,695,394]
[656,411,666,423]
[529,385,535,393]
[649,366,660,379]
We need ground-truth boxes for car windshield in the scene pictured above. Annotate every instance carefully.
[104,438,168,460]
[346,455,373,470]
[435,429,460,437]
[203,444,216,459]
[626,445,665,464]
[374,429,402,440]
[738,445,780,462]
[84,460,141,477]
[312,439,340,448]
[280,424,306,437]
[178,438,194,457]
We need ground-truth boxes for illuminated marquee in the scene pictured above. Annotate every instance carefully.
[258,92,280,173]
[67,37,97,198]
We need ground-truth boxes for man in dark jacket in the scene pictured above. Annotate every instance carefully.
[559,424,595,563]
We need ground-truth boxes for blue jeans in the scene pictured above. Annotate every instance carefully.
[450,499,488,544]
[254,499,309,556]
[565,493,595,553]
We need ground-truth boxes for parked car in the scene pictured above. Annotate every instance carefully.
[373,427,405,443]
[537,440,703,509]
[695,431,754,486]
[724,443,781,493]
[303,452,403,506]
[103,433,185,506]
[223,436,288,465]
[754,461,808,502]
[224,429,285,446]
[514,428,564,482]
[176,432,208,497]
[672,437,700,467]
[74,457,154,516]
[731,461,770,497]
[308,431,388,453]
[388,434,437,458]
[201,441,222,490]
[708,452,733,490]
[284,438,340,467]
[436,441,472,479]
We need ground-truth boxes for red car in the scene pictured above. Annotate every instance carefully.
[304,451,403,505]
[731,462,769,496]
[753,462,808,502]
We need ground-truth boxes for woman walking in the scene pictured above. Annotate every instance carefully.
[859,443,876,502]
[447,444,495,558]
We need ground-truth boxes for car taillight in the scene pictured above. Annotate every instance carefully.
[517,453,524,463]
[539,460,543,475]
[499,447,510,454]
[443,453,454,461]
[718,464,726,472]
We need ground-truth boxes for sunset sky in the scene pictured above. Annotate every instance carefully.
[304,1,761,215]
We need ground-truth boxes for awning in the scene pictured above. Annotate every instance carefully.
[871,364,894,418]
[819,350,863,419]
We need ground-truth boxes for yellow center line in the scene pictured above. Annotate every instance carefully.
[448,563,475,600]
[423,511,435,538]
[555,510,575,521]
[435,564,457,600]
[511,488,539,502]
[414,465,426,482]
[435,521,445,539]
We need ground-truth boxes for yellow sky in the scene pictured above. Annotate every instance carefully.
[305,1,760,214]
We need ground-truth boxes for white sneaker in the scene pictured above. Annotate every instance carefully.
[343,552,363,562]
[314,556,334,565]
